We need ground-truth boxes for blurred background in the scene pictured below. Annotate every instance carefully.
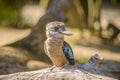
[0,0,120,79]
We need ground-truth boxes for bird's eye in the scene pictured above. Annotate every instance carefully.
[62,27,65,30]
[94,57,98,60]
[55,27,59,31]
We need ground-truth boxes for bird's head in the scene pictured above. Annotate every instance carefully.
[46,21,72,38]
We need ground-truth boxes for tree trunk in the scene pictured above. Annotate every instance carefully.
[11,0,103,62]
[88,0,102,31]
[0,54,116,80]
[16,0,74,62]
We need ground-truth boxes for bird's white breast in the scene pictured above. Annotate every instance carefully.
[45,38,68,66]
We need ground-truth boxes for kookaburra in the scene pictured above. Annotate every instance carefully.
[44,21,75,69]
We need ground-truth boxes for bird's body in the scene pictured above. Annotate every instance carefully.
[44,37,69,66]
[44,21,75,67]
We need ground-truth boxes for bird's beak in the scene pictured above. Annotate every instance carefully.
[59,28,73,36]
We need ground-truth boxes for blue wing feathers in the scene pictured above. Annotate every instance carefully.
[62,41,75,65]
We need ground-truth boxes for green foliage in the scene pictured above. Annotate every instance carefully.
[77,58,89,63]
[0,0,28,26]
[111,0,117,4]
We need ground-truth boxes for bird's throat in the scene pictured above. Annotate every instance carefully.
[47,37,64,47]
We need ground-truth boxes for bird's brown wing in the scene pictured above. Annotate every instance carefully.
[62,41,75,65]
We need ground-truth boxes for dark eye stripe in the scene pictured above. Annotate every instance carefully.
[55,27,59,30]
